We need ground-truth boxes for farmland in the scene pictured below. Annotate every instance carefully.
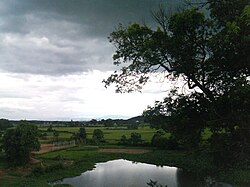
[38,125,159,145]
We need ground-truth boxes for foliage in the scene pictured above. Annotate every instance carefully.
[151,130,178,150]
[32,163,64,176]
[92,129,104,144]
[39,126,156,145]
[119,135,128,145]
[101,118,115,127]
[88,119,98,125]
[2,121,40,166]
[119,132,144,146]
[71,127,87,144]
[145,91,210,149]
[79,127,87,143]
[0,119,12,131]
[53,130,59,141]
[1,144,249,186]
[47,125,53,132]
[104,0,250,164]
[130,132,143,145]
[79,127,87,139]
[127,123,139,130]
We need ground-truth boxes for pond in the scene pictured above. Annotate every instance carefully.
[51,159,232,187]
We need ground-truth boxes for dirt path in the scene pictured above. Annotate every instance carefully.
[0,170,6,177]
[98,148,151,154]
[32,143,76,154]
[32,144,53,154]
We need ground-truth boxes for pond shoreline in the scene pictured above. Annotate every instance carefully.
[1,146,250,186]
[50,159,210,187]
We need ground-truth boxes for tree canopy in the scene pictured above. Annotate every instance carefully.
[3,121,40,166]
[104,0,250,163]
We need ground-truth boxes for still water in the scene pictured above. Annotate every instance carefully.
[51,159,232,187]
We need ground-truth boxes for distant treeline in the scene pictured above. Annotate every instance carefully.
[5,116,144,127]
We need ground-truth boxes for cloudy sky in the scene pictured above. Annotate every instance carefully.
[0,0,182,120]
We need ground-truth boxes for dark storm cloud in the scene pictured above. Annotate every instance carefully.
[0,0,182,75]
[2,0,182,35]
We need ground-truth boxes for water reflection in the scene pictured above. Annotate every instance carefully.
[52,159,231,187]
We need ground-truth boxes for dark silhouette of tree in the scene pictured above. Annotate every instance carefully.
[79,127,87,144]
[104,0,250,163]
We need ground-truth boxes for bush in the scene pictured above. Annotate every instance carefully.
[47,125,53,132]
[209,132,249,167]
[119,135,128,145]
[92,129,104,145]
[130,132,142,145]
[3,122,40,166]
[32,163,64,176]
[151,131,178,150]
[127,123,139,130]
[119,132,143,146]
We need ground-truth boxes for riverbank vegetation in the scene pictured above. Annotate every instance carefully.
[1,120,250,186]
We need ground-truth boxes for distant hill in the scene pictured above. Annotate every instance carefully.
[126,116,144,124]
[109,116,144,125]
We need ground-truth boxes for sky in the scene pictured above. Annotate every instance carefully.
[0,0,183,121]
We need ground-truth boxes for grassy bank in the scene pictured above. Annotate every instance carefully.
[1,125,249,187]
[0,146,205,187]
[1,145,249,187]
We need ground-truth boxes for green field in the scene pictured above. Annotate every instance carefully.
[38,126,159,144]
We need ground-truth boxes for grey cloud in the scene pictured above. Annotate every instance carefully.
[0,0,182,75]
[0,33,113,75]
[1,0,183,38]
[2,0,181,35]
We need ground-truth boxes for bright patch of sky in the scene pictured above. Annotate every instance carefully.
[0,0,183,120]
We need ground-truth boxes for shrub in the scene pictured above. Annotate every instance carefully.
[130,132,143,145]
[92,129,104,144]
[151,131,178,150]
[32,163,64,176]
[119,135,128,145]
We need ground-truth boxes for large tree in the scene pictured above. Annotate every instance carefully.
[104,0,250,161]
[3,121,40,166]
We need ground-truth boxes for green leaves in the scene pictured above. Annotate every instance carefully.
[3,122,40,166]
[105,0,250,162]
